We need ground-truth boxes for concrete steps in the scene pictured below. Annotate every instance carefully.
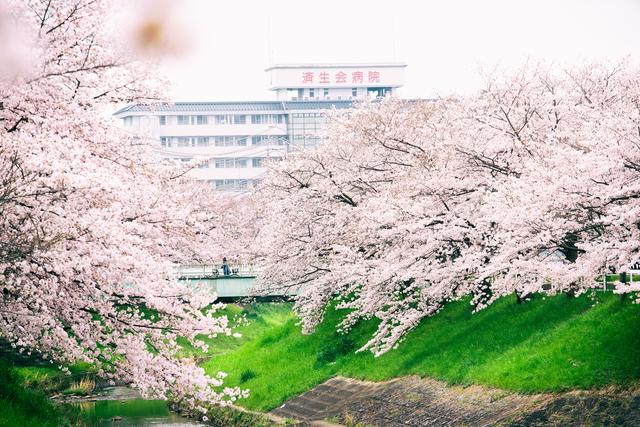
[271,376,388,422]
[272,377,375,421]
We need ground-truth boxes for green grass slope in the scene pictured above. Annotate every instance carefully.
[202,292,640,411]
[178,302,296,359]
[0,360,78,427]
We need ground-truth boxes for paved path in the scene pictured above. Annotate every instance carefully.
[271,376,640,426]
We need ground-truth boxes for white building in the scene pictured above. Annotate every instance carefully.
[114,63,406,191]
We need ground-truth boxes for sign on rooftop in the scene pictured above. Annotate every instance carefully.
[265,63,406,90]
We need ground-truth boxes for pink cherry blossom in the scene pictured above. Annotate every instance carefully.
[253,60,640,354]
[1,0,238,407]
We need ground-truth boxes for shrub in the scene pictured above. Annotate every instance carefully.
[240,369,257,384]
[63,376,95,396]
[315,336,355,368]
[195,405,275,427]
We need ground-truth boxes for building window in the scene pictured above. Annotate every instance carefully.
[214,115,246,125]
[252,157,264,168]
[159,115,166,125]
[288,110,327,147]
[367,87,389,98]
[251,114,285,125]
[213,179,249,191]
[309,88,315,98]
[215,159,233,168]
[214,136,247,147]
[160,137,169,147]
[198,160,209,168]
[251,135,287,145]
[214,158,249,168]
[177,115,190,125]
[176,137,190,147]
[324,88,329,98]
[352,88,357,97]
[195,137,209,147]
[196,115,208,125]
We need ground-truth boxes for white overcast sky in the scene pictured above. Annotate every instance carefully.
[159,0,640,102]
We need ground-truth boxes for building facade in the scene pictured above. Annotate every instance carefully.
[114,63,406,191]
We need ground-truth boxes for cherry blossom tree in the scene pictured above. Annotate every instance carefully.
[254,61,640,355]
[0,0,242,410]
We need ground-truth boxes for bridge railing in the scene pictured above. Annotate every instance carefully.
[177,263,257,279]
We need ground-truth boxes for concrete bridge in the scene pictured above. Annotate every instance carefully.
[177,264,296,300]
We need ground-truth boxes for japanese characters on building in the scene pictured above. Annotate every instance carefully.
[301,70,381,84]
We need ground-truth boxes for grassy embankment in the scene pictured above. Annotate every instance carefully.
[0,360,87,426]
[0,304,291,427]
[2,292,638,423]
[201,292,640,411]
[177,302,296,359]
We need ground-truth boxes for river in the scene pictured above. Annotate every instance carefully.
[71,387,205,426]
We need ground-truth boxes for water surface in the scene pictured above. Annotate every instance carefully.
[75,391,204,426]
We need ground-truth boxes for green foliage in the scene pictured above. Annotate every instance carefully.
[204,292,640,411]
[0,359,80,427]
[240,369,257,383]
[11,366,60,391]
[198,405,277,427]
[315,336,355,368]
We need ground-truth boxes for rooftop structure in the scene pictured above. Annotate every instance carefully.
[266,63,406,101]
